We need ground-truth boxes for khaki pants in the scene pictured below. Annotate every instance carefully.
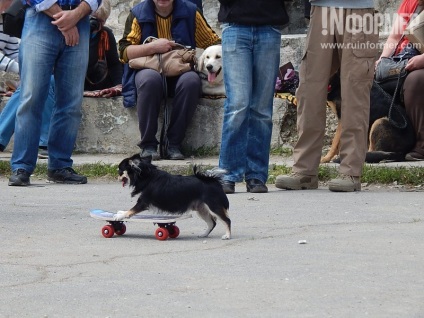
[293,6,378,177]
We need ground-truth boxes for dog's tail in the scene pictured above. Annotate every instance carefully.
[365,151,405,163]
[193,165,227,182]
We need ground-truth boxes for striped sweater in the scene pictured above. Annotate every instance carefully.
[119,11,220,63]
[0,16,19,74]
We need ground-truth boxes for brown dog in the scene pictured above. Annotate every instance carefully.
[321,75,415,163]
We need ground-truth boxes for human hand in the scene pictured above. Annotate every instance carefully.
[405,54,424,71]
[374,58,381,71]
[61,26,79,46]
[83,90,101,97]
[51,10,79,32]
[83,85,122,98]
[99,85,122,98]
[150,38,176,54]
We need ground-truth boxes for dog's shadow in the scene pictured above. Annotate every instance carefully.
[108,233,227,241]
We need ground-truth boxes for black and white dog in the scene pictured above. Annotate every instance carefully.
[116,154,231,240]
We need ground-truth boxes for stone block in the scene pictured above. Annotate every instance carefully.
[75,96,287,154]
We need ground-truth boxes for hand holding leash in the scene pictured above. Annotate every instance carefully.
[148,38,176,54]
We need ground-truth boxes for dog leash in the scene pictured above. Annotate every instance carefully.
[386,5,423,129]
[387,70,408,130]
[159,56,170,159]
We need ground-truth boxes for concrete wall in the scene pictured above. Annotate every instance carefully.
[75,97,287,154]
[106,0,402,40]
[0,96,288,154]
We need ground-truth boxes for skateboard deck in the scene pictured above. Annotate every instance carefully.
[90,209,192,240]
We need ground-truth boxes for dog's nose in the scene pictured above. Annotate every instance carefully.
[206,64,213,71]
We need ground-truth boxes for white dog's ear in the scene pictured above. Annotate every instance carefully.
[197,50,205,71]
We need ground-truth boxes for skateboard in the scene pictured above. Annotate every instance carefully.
[90,209,192,240]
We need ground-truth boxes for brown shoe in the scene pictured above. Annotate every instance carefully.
[328,174,361,192]
[275,172,318,190]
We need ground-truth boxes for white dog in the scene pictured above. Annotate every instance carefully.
[197,45,225,96]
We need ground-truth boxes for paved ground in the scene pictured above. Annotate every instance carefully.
[1,153,424,317]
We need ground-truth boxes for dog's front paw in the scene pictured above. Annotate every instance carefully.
[221,234,231,240]
[113,210,127,221]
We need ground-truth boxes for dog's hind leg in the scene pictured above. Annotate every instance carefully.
[209,207,231,240]
[195,204,217,238]
[321,119,342,163]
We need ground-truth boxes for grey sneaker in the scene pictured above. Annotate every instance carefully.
[222,181,235,194]
[140,146,160,161]
[47,167,87,184]
[167,147,185,160]
[275,172,318,190]
[328,174,361,192]
[9,169,31,186]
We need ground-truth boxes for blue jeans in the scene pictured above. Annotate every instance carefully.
[0,76,55,149]
[11,8,89,173]
[218,24,281,183]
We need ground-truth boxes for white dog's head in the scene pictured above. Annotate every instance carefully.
[198,45,223,84]
[198,45,225,96]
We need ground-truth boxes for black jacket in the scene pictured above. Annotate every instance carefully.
[218,0,289,26]
[85,26,123,91]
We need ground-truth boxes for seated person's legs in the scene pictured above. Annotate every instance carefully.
[135,69,164,160]
[166,71,201,159]
[403,69,424,160]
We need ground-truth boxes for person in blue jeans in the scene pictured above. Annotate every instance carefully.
[8,0,100,186]
[0,76,55,156]
[217,0,289,194]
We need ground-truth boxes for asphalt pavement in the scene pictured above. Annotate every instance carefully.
[1,153,424,317]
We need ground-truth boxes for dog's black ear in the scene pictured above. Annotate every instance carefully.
[140,155,152,164]
[131,153,142,160]
[129,158,142,173]
[118,157,130,171]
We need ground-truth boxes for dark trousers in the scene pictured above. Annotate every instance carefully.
[135,69,201,149]
[403,69,424,155]
[304,0,311,19]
